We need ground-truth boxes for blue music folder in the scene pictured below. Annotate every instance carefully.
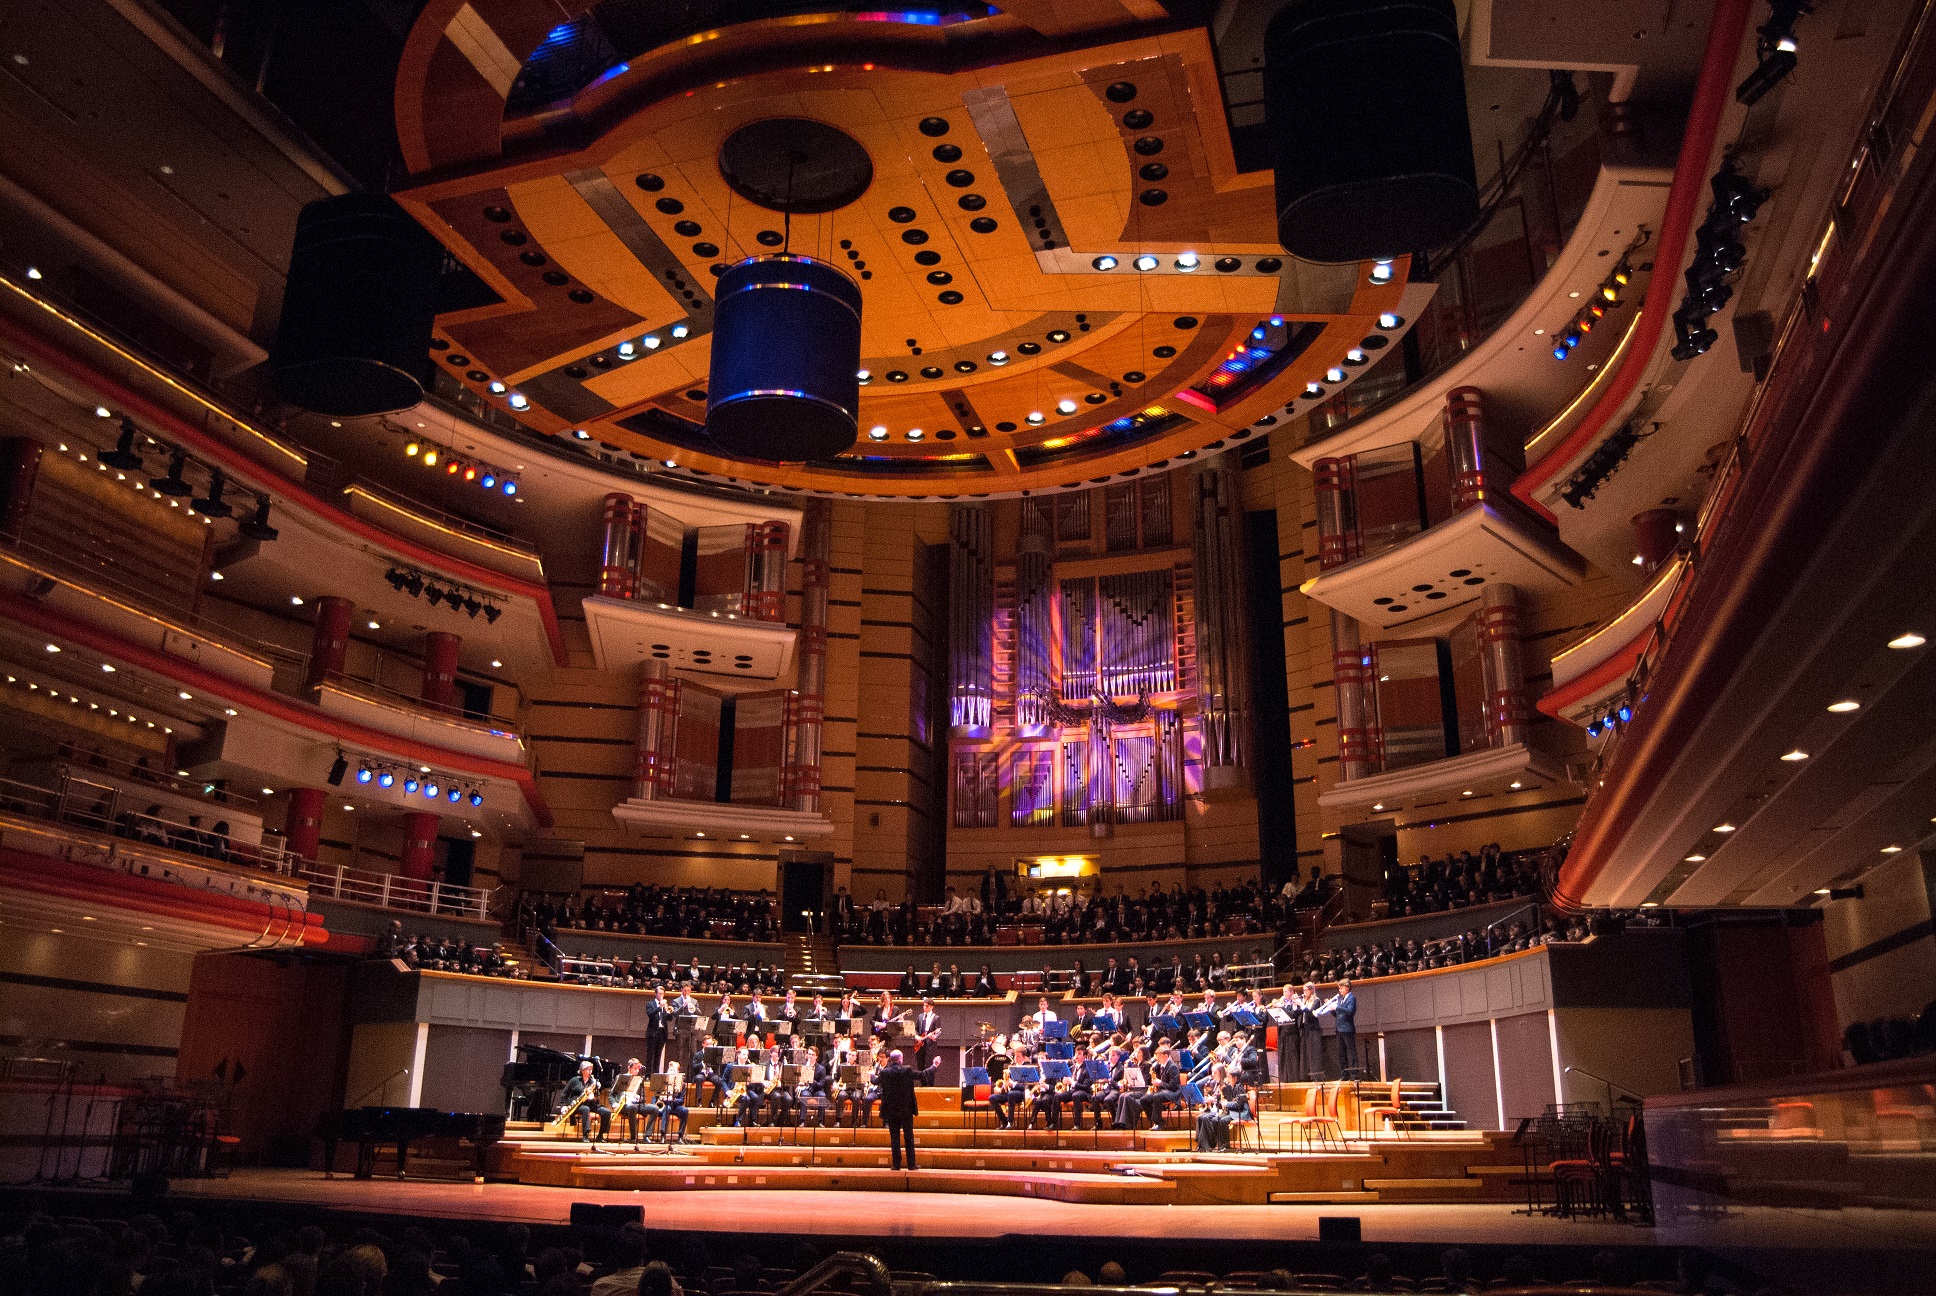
[1043,1040,1075,1059]
[1231,1009,1262,1028]
[1184,1012,1215,1030]
[1083,1059,1112,1081]
[1042,1020,1070,1040]
[962,1066,990,1085]
[1009,1065,1041,1083]
[1041,1060,1072,1080]
[1152,1014,1181,1031]
[1180,1080,1204,1105]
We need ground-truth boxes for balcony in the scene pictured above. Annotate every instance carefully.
[1300,502,1587,635]
[1539,555,1687,728]
[1316,741,1573,817]
[314,670,525,764]
[582,595,798,681]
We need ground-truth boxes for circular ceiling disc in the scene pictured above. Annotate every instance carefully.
[718,118,875,214]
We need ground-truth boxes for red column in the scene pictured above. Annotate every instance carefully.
[284,788,326,862]
[304,596,354,691]
[1445,387,1488,511]
[1313,457,1361,570]
[400,810,440,880]
[421,632,460,708]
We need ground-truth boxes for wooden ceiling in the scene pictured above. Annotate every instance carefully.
[393,2,1411,496]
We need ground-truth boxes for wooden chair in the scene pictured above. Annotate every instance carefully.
[1284,1082,1342,1151]
[1356,1079,1407,1137]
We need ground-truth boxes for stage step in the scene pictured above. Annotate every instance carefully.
[562,1162,1181,1204]
[1268,1190,1381,1204]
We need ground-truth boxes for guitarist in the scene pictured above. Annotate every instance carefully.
[913,997,943,1078]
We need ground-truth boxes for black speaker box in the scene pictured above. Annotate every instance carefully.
[1318,1215,1362,1243]
[1264,0,1478,262]
[569,1202,645,1229]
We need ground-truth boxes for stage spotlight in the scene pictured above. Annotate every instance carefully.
[469,790,483,807]
[239,496,279,541]
[151,449,192,497]
[483,604,502,625]
[463,596,482,618]
[327,753,348,786]
[102,419,145,470]
[1737,46,1797,105]
[378,769,395,788]
[480,472,496,489]
[425,781,440,799]
[502,480,517,496]
[356,765,373,784]
[385,568,407,592]
[1617,703,1633,723]
[404,572,423,597]
[191,470,234,518]
[424,585,445,608]
[403,777,419,794]
[447,786,462,803]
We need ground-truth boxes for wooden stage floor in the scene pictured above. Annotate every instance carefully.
[153,1167,1936,1258]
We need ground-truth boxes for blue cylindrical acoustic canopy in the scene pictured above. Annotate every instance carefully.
[1264,0,1478,263]
[706,254,863,462]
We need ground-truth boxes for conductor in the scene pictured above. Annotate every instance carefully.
[877,1048,920,1171]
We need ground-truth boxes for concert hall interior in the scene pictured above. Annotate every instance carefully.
[3,0,1936,1292]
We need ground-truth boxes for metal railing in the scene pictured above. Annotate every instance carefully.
[0,772,306,909]
[294,857,496,921]
[317,668,524,742]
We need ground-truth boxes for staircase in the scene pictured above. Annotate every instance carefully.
[786,931,843,995]
[1388,1081,1468,1132]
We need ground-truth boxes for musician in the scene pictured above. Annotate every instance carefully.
[913,998,942,1077]
[877,1049,920,1171]
[838,989,861,1025]
[1236,1031,1268,1087]
[796,1047,834,1127]
[744,990,768,1027]
[715,993,738,1040]
[1095,994,1124,1035]
[802,991,829,1021]
[644,987,670,1073]
[1316,978,1359,1076]
[611,1058,650,1146]
[761,1050,800,1126]
[876,989,900,1028]
[1070,1002,1096,1038]
[688,1035,726,1106]
[1193,1063,1244,1151]
[777,988,800,1024]
[671,982,699,1017]
[1065,1045,1102,1130]
[1139,1040,1184,1131]
[1025,1062,1067,1131]
[648,1060,688,1143]
[563,1060,609,1144]
[834,1045,876,1128]
[989,1045,1030,1129]
[1109,1046,1150,1129]
[1031,996,1059,1027]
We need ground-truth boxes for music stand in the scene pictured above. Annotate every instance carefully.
[962,1065,991,1144]
[1042,1020,1070,1041]
[1184,1012,1214,1032]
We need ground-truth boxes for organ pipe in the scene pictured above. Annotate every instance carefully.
[1190,458,1250,787]
[948,503,994,735]
[1015,496,1054,731]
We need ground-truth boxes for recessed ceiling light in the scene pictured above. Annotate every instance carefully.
[1714,823,1736,832]
[368,620,380,630]
[343,804,355,812]
[263,788,274,795]
[696,831,705,838]
[1508,781,1522,789]
[1780,750,1808,762]
[210,571,223,580]
[1881,844,1903,853]
[1461,790,1473,797]
[1371,803,1384,811]
[225,708,238,716]
[1814,888,1831,896]
[101,664,115,672]
[1684,854,1707,862]
[491,659,502,668]
[1826,700,1860,713]
[290,596,304,606]
[178,691,192,700]
[1888,632,1925,649]
[95,406,112,418]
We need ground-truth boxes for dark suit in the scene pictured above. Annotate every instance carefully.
[643,998,669,1072]
[876,1062,920,1170]
[1330,992,1359,1075]
[913,1010,942,1074]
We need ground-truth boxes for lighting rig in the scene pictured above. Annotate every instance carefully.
[1737,2,1810,106]
[1558,421,1655,510]
[400,435,518,496]
[353,757,486,806]
[1584,695,1636,739]
[1672,161,1770,362]
[382,565,504,623]
[1550,255,1638,361]
[90,416,279,538]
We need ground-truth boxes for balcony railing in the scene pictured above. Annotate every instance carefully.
[294,856,497,922]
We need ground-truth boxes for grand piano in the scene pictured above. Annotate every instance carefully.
[318,1107,506,1181]
[500,1043,580,1121]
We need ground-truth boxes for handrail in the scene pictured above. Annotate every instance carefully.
[318,669,524,741]
[294,856,497,921]
[35,751,264,813]
[776,1252,891,1296]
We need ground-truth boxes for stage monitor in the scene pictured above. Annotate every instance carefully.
[570,1203,644,1228]
[1318,1216,1362,1243]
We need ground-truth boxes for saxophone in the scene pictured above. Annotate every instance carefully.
[546,1074,600,1134]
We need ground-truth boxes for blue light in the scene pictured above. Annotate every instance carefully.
[1586,719,1601,737]
[1554,346,1570,360]
[503,481,517,496]
[480,473,496,489]
[378,771,394,788]
[1618,704,1633,723]
[356,767,372,784]
[403,777,419,794]
[448,787,462,803]
[425,781,440,799]
[469,791,484,807]
[1252,327,1267,341]
[1270,316,1284,327]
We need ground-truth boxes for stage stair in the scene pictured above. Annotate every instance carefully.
[786,932,843,994]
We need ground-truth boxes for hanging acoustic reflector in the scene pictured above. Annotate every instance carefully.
[269,193,443,417]
[1264,0,1478,263]
[705,255,862,462]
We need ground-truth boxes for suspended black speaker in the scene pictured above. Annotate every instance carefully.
[269,193,442,417]
[1264,0,1478,263]
[706,255,862,462]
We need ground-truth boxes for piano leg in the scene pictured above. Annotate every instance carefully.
[354,1139,377,1180]
[396,1134,411,1179]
